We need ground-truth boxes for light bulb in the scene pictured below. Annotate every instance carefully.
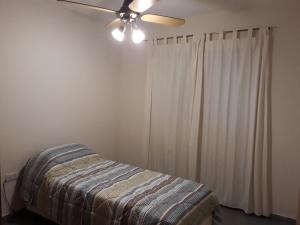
[130,13,138,19]
[112,27,125,42]
[132,29,145,44]
[133,0,153,12]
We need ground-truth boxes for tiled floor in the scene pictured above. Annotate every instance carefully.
[2,207,296,225]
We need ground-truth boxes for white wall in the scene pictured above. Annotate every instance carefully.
[117,1,300,220]
[0,0,299,220]
[118,42,148,167]
[0,0,120,216]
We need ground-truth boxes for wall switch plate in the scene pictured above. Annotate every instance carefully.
[5,172,19,182]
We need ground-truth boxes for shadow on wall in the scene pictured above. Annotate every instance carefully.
[3,169,26,215]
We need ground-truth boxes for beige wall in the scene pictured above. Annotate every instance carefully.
[298,189,300,224]
[1,0,299,220]
[118,42,148,168]
[117,2,300,220]
[0,0,120,216]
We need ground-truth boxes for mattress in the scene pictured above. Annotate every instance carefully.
[20,144,221,225]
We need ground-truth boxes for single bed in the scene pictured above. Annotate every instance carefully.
[20,144,221,225]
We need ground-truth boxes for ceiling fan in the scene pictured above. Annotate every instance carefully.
[57,0,185,44]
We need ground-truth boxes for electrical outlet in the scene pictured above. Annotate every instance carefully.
[5,172,19,182]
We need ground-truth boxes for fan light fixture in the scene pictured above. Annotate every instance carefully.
[130,0,154,13]
[57,0,185,45]
[112,26,125,42]
[132,28,145,44]
[112,23,145,44]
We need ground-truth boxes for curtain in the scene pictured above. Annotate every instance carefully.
[144,28,271,216]
[143,36,205,180]
[200,28,271,216]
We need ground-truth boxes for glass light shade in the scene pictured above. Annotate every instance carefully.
[134,0,153,12]
[112,28,125,42]
[132,29,145,44]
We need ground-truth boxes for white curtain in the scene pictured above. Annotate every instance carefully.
[144,28,271,216]
[200,28,271,216]
[144,36,205,180]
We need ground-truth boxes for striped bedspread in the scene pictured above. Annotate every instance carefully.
[20,144,221,225]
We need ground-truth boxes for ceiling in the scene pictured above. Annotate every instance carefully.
[59,0,291,24]
[61,0,230,18]
[59,0,258,20]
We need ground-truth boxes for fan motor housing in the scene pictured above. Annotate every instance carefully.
[117,0,140,23]
[117,12,139,22]
[119,0,134,11]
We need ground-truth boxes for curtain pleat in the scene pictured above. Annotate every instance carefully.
[144,37,205,180]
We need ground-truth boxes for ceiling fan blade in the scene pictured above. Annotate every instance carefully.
[106,18,122,28]
[141,14,185,26]
[57,0,116,14]
[129,0,159,13]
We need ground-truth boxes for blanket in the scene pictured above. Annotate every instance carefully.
[20,144,221,225]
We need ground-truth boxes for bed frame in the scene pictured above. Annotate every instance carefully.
[27,204,213,225]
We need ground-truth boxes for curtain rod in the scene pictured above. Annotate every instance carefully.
[209,26,275,35]
[146,26,276,42]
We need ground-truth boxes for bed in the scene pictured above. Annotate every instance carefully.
[20,144,221,225]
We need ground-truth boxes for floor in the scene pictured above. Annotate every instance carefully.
[2,207,296,225]
[221,207,296,225]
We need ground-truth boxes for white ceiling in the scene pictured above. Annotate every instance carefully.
[59,0,289,23]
